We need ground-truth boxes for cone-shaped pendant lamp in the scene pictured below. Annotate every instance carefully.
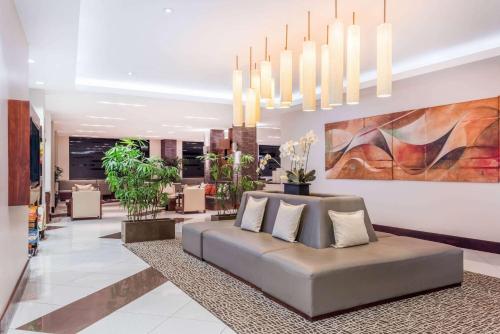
[377,0,392,97]
[280,24,292,108]
[245,47,256,127]
[260,37,272,100]
[329,0,344,106]
[346,12,360,105]
[321,26,332,110]
[302,11,317,112]
[232,55,243,126]
[251,63,261,122]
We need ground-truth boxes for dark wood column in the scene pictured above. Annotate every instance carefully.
[232,126,258,179]
[8,100,30,206]
[160,139,177,161]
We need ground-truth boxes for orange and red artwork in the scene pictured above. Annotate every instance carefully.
[325,97,500,183]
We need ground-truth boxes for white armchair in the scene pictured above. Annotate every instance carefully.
[71,190,102,220]
[177,187,205,214]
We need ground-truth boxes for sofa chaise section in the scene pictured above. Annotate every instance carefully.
[260,236,463,318]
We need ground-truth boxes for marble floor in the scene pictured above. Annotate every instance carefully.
[7,203,500,333]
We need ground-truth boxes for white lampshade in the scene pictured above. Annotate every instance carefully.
[299,53,303,96]
[377,22,392,97]
[302,40,316,112]
[346,21,360,105]
[266,78,275,109]
[320,44,332,110]
[232,69,243,126]
[329,19,344,106]
[280,50,293,107]
[260,60,272,99]
[244,88,256,127]
[251,69,261,122]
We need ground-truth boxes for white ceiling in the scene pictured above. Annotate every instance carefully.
[14,0,500,142]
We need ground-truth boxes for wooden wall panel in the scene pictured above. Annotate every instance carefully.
[8,100,30,206]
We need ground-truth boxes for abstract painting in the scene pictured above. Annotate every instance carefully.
[325,97,500,183]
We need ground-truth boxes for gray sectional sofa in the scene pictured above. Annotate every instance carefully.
[182,191,463,320]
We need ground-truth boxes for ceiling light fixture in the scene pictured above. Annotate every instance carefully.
[245,46,257,128]
[280,24,292,108]
[97,101,146,107]
[265,77,275,110]
[127,71,133,76]
[251,62,261,122]
[329,0,344,106]
[184,116,218,121]
[346,12,360,105]
[28,59,35,64]
[164,8,173,14]
[232,55,243,126]
[377,0,392,97]
[35,81,45,85]
[80,124,116,128]
[302,11,317,112]
[260,37,272,100]
[88,115,126,121]
[76,129,105,133]
[321,25,332,110]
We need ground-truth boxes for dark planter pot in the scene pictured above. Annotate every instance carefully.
[121,218,176,243]
[284,183,311,196]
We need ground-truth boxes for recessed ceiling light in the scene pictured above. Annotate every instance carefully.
[77,129,105,133]
[164,8,173,14]
[97,101,146,107]
[28,59,35,64]
[35,81,45,85]
[88,116,126,121]
[268,136,281,139]
[184,116,218,121]
[80,124,116,128]
[127,72,133,76]
[146,130,153,133]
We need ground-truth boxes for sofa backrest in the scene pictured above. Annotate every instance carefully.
[59,179,99,191]
[234,191,377,249]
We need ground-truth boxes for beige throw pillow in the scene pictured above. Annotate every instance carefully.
[75,184,94,191]
[328,210,369,248]
[240,196,268,232]
[272,201,306,242]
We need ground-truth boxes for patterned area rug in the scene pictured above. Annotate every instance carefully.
[126,239,500,334]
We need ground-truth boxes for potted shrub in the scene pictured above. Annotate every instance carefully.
[279,130,318,196]
[102,139,180,243]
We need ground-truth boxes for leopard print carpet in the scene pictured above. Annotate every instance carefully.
[126,239,500,334]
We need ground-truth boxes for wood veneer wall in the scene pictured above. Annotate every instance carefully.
[8,100,30,206]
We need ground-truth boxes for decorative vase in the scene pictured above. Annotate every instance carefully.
[283,183,310,196]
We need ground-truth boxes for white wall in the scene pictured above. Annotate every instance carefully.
[55,134,69,180]
[0,0,30,315]
[281,57,500,243]
[149,139,161,158]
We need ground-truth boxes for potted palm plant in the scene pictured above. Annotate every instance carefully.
[102,139,180,243]
[279,130,318,196]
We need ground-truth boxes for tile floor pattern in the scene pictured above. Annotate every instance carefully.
[7,203,500,333]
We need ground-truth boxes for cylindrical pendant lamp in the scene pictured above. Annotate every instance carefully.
[251,63,261,122]
[266,77,275,109]
[260,37,272,100]
[377,0,392,97]
[346,12,360,105]
[299,52,303,96]
[329,0,344,106]
[302,11,317,112]
[321,26,332,110]
[245,47,256,127]
[232,55,243,126]
[280,25,292,108]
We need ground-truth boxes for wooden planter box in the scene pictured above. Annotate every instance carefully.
[121,218,176,243]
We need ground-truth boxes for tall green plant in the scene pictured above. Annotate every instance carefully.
[102,139,180,221]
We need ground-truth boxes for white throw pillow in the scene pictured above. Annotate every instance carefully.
[272,201,306,242]
[328,210,370,248]
[240,196,268,232]
[75,184,94,191]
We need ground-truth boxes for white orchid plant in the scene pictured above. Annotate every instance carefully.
[279,130,318,184]
[256,153,281,175]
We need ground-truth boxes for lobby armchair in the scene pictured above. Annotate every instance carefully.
[71,190,102,220]
[177,187,205,214]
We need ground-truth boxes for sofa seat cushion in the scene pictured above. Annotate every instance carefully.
[182,221,234,258]
[202,227,295,287]
[260,236,463,317]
